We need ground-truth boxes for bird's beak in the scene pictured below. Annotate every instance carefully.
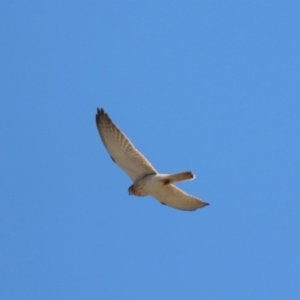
[128,185,134,195]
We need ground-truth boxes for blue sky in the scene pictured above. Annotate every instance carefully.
[1,1,300,299]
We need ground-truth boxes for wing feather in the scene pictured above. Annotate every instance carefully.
[96,108,156,181]
[150,185,209,211]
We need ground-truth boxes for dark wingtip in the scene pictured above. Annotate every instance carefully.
[96,108,104,115]
[96,108,105,125]
[95,108,100,125]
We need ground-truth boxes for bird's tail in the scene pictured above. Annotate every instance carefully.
[160,171,195,185]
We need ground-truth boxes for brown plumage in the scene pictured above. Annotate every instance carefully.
[96,108,209,211]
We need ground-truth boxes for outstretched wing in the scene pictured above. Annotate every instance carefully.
[150,185,209,211]
[96,108,157,181]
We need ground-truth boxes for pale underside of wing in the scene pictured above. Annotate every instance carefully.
[150,185,209,211]
[96,108,157,181]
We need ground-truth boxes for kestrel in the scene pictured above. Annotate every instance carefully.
[95,108,209,211]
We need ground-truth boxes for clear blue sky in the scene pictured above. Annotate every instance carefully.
[1,2,300,299]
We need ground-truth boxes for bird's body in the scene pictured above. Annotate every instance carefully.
[95,108,209,211]
[129,171,194,196]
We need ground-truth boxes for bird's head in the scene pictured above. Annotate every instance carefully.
[128,185,134,195]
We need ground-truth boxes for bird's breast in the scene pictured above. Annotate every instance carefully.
[132,173,159,196]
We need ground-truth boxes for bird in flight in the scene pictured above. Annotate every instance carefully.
[95,108,209,211]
